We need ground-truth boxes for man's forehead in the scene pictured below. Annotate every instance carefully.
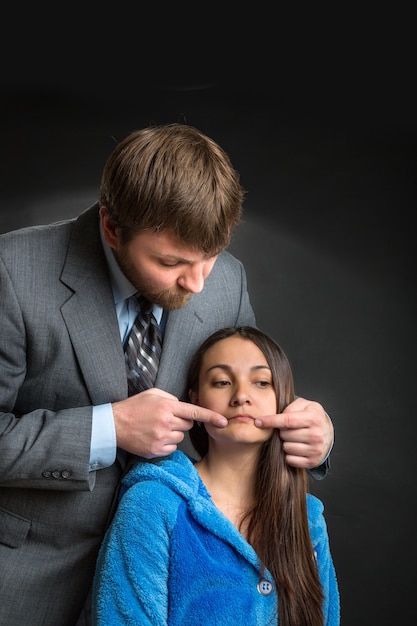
[132,228,217,260]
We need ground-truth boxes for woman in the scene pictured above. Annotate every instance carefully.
[92,327,340,625]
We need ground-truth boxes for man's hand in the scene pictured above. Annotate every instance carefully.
[112,388,227,459]
[254,397,334,469]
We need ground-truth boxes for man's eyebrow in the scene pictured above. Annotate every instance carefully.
[157,251,218,263]
[160,254,189,261]
[153,251,192,263]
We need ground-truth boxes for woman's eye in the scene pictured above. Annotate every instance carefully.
[256,380,271,388]
[213,380,230,387]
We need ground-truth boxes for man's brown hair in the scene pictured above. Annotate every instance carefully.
[99,123,245,254]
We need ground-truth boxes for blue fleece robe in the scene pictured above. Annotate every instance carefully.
[92,450,340,625]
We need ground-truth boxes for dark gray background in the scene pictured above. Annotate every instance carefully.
[1,12,415,624]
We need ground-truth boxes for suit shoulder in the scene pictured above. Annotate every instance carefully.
[217,249,244,267]
[0,218,74,248]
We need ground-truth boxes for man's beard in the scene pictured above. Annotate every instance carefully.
[152,288,192,310]
[113,248,193,311]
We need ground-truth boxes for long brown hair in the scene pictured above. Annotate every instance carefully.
[187,326,324,626]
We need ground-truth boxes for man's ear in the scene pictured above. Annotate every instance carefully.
[189,389,198,404]
[100,206,119,249]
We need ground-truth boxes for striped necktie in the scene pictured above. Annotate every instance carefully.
[124,295,162,395]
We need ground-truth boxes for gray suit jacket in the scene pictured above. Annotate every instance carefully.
[0,204,256,625]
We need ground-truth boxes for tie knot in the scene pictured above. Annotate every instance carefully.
[136,294,153,316]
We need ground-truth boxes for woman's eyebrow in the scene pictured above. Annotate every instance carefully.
[205,364,271,373]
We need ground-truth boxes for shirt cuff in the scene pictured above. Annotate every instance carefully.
[89,403,117,471]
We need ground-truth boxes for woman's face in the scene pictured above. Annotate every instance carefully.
[190,335,276,446]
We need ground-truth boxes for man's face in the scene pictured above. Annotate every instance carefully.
[101,209,218,310]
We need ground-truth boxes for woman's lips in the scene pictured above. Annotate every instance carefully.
[227,414,255,423]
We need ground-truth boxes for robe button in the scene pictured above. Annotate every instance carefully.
[257,578,274,595]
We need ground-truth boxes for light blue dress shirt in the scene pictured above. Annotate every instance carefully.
[89,225,163,471]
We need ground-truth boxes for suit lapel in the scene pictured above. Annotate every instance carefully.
[60,205,128,404]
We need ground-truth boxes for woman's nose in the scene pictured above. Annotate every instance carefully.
[231,386,251,405]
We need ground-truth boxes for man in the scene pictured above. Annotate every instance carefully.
[0,123,333,625]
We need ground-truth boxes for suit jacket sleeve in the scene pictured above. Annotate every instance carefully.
[0,208,127,492]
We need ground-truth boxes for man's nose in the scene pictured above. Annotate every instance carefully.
[177,263,205,294]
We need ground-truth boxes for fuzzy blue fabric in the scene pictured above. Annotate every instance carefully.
[92,451,340,625]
